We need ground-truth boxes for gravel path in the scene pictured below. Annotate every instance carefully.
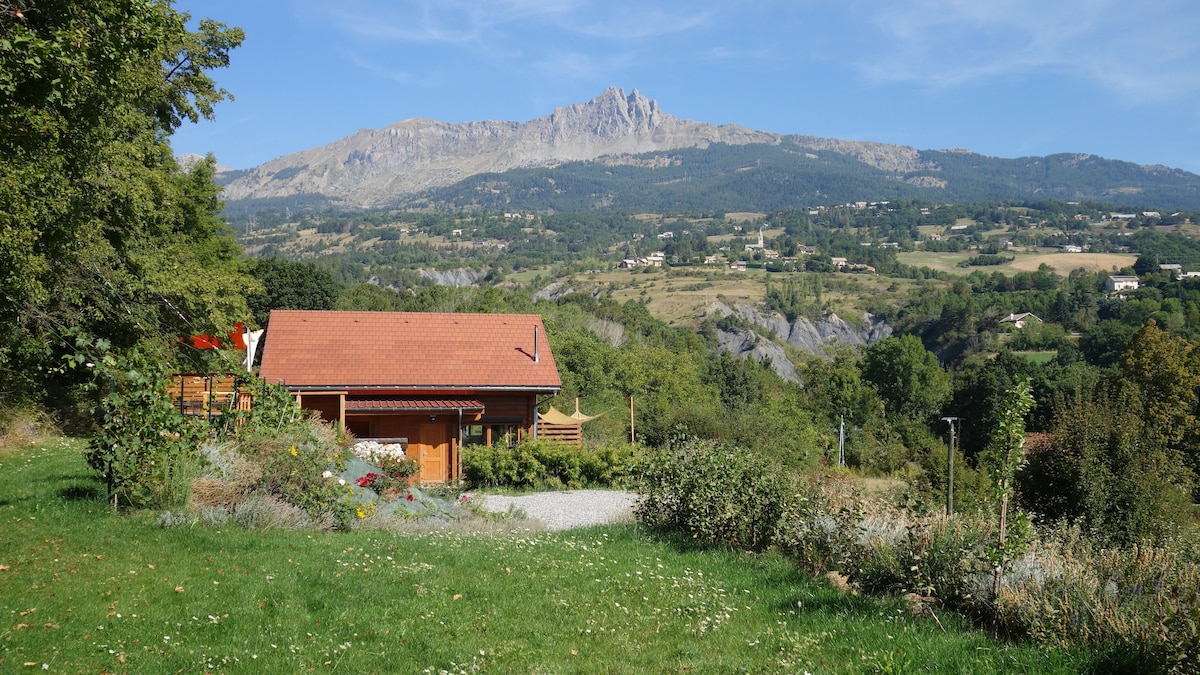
[477,490,640,530]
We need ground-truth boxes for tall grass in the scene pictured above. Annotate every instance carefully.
[0,440,1085,673]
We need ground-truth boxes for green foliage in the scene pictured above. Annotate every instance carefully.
[862,335,952,421]
[634,434,799,551]
[702,350,760,411]
[222,379,355,529]
[983,376,1035,596]
[959,253,1013,267]
[1019,394,1192,545]
[461,439,636,490]
[246,257,340,327]
[79,341,206,509]
[1119,321,1200,474]
[984,377,1036,504]
[0,0,251,407]
[764,277,825,321]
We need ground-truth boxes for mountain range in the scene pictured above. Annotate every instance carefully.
[212,87,1200,215]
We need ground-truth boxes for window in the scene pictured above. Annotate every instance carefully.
[490,424,521,448]
[463,424,486,446]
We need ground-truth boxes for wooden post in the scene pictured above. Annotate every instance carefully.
[629,396,635,444]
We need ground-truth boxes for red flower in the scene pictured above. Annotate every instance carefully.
[355,476,371,488]
[406,494,414,502]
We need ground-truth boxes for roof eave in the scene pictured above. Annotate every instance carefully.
[280,384,562,393]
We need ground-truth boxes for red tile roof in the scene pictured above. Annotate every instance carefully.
[259,310,561,391]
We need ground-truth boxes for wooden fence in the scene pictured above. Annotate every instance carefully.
[168,374,249,419]
[536,422,582,447]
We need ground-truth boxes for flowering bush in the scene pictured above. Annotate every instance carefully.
[353,470,414,499]
[348,441,418,497]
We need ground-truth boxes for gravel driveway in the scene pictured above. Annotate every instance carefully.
[477,490,640,530]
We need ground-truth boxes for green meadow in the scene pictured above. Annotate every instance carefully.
[1,441,1085,673]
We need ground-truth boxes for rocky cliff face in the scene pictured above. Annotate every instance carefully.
[709,301,892,380]
[216,87,934,209]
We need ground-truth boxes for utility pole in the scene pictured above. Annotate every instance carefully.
[941,417,959,516]
[838,414,845,466]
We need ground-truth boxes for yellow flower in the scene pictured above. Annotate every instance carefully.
[289,445,298,457]
[356,508,366,519]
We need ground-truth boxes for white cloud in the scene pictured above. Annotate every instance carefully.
[847,0,1200,99]
[336,49,441,86]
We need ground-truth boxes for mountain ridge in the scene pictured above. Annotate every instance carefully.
[212,87,1200,213]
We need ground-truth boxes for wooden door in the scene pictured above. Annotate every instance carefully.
[417,423,448,483]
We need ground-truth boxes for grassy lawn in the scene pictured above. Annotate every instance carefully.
[1013,350,1059,364]
[1,441,1088,673]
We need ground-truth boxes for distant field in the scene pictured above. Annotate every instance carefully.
[895,251,974,273]
[1008,252,1136,274]
[898,250,1137,276]
[725,212,767,223]
[596,268,765,324]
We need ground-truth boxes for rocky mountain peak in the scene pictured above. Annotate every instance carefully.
[217,87,780,208]
[547,87,665,141]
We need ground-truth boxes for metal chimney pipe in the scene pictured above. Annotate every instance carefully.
[534,325,540,363]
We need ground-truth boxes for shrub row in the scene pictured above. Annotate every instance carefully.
[633,439,1200,674]
[461,440,637,490]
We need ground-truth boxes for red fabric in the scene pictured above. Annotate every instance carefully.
[189,334,222,349]
[227,321,248,350]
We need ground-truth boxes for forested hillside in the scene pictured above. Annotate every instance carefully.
[311,143,1200,215]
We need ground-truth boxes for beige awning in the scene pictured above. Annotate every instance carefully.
[538,400,600,425]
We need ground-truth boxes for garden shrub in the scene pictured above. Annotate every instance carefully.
[243,406,355,530]
[81,343,207,509]
[634,435,799,551]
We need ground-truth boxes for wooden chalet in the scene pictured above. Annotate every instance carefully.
[258,310,562,483]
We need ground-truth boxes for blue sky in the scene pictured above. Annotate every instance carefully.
[170,0,1200,175]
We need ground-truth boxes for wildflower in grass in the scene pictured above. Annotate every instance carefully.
[289,445,298,457]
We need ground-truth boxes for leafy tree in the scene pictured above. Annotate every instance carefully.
[861,335,951,421]
[1078,320,1136,368]
[983,377,1034,597]
[800,346,884,428]
[1118,320,1200,491]
[949,351,1036,458]
[0,1,249,409]
[703,351,760,412]
[247,258,341,326]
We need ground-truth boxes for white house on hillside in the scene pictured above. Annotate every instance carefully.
[1105,275,1140,292]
